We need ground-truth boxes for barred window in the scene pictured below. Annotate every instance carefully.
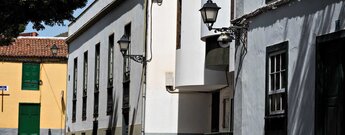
[94,43,100,118]
[108,34,114,87]
[95,43,100,90]
[265,42,288,135]
[82,52,88,121]
[72,58,78,123]
[268,51,286,115]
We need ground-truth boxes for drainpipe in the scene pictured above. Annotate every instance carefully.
[142,0,150,134]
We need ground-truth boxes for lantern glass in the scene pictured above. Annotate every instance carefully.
[50,44,59,56]
[199,0,220,29]
[117,35,130,53]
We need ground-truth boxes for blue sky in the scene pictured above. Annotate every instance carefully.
[24,0,94,37]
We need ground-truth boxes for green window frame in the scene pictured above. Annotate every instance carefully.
[22,63,40,90]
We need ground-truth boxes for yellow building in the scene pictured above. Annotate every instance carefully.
[0,33,68,135]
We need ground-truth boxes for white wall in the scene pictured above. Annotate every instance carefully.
[67,0,145,133]
[234,0,345,135]
[145,0,180,133]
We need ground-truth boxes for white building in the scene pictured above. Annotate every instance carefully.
[147,0,234,134]
[229,0,345,135]
[66,0,145,134]
[66,0,236,134]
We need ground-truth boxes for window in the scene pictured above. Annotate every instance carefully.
[107,87,114,115]
[211,92,220,132]
[265,41,288,135]
[222,97,230,129]
[22,63,40,90]
[82,52,88,121]
[95,44,100,90]
[122,23,131,131]
[108,34,114,87]
[107,34,114,115]
[92,120,98,135]
[94,43,100,118]
[72,58,78,123]
[125,23,131,38]
[230,0,234,20]
[176,0,181,49]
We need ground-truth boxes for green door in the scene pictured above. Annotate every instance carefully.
[18,104,40,135]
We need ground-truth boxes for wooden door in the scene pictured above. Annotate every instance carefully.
[316,37,344,135]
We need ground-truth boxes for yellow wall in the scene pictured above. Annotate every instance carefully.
[0,61,67,129]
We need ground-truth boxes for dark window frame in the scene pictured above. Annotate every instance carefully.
[122,23,131,129]
[94,43,100,118]
[108,34,115,87]
[107,34,115,115]
[176,0,182,49]
[222,97,230,129]
[265,41,288,135]
[72,58,78,123]
[82,51,88,121]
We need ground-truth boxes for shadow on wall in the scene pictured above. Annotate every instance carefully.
[248,0,345,135]
[177,93,212,134]
[108,98,119,134]
[250,0,344,30]
[69,0,144,53]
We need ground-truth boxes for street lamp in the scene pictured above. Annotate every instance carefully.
[200,0,245,45]
[50,44,59,56]
[117,34,146,63]
[199,0,221,31]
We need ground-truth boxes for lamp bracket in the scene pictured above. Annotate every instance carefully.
[124,54,146,63]
[211,26,245,34]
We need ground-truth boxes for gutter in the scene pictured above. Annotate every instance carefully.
[66,0,125,44]
[142,0,149,134]
[231,0,291,25]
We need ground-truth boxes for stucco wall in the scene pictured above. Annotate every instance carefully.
[67,0,145,133]
[234,0,345,135]
[0,62,67,134]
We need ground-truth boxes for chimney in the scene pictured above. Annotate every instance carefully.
[19,32,39,37]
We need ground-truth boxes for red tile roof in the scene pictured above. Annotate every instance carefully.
[0,37,67,58]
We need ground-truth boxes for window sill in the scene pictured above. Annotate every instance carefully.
[265,114,286,119]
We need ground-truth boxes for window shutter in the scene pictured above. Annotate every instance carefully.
[22,63,40,90]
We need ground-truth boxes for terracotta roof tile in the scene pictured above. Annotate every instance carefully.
[0,37,67,58]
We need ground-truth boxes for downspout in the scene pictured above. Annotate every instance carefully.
[142,0,150,134]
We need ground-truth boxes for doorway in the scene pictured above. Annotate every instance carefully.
[316,31,344,135]
[18,103,40,135]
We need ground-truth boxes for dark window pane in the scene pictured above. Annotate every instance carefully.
[277,94,281,111]
[270,56,275,73]
[276,73,280,90]
[281,53,286,70]
[281,71,286,89]
[276,54,281,71]
[270,96,274,112]
[270,74,275,91]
